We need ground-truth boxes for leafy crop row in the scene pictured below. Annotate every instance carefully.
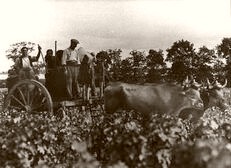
[0,95,231,167]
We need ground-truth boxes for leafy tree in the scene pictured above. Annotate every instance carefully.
[213,59,226,82]
[6,42,36,62]
[145,49,166,83]
[129,50,146,83]
[119,57,133,82]
[106,49,122,81]
[168,61,187,82]
[195,46,216,81]
[166,39,197,82]
[217,38,231,86]
[225,62,231,87]
[107,49,122,65]
[217,37,231,59]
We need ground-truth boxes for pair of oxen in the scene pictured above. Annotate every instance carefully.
[104,77,228,122]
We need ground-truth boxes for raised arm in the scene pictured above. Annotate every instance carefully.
[30,45,42,62]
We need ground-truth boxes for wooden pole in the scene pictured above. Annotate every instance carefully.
[55,41,57,54]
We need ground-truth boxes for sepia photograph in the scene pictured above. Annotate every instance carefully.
[0,0,231,167]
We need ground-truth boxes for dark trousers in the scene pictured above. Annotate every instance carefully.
[66,65,80,99]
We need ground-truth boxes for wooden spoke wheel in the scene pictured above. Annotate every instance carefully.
[4,79,53,115]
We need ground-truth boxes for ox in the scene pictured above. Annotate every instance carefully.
[200,79,228,110]
[104,81,204,121]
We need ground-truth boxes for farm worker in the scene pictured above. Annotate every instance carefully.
[45,49,55,93]
[77,49,96,97]
[15,45,42,80]
[45,49,55,70]
[61,39,80,100]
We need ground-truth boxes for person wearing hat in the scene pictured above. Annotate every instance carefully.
[61,39,80,99]
[14,45,42,80]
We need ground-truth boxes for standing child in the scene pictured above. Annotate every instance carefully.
[78,54,91,101]
[78,54,91,86]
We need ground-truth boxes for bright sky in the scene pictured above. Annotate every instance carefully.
[0,0,230,71]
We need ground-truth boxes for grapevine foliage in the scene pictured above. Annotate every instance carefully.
[0,90,231,167]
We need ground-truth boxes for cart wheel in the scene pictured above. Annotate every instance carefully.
[4,79,53,115]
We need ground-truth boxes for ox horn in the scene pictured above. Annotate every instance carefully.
[191,78,202,89]
[182,76,190,89]
[223,79,227,88]
[206,78,213,89]
[184,76,189,84]
[213,79,227,89]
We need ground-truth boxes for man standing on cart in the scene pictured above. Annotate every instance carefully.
[61,39,81,100]
[15,45,42,80]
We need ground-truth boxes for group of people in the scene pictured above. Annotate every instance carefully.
[14,39,100,100]
[60,39,96,99]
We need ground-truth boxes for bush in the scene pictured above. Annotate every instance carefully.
[89,111,189,168]
[200,107,231,128]
[171,139,231,168]
[171,107,231,168]
[191,107,231,141]
[1,97,231,168]
[0,109,98,167]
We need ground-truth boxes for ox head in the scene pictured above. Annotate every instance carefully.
[203,78,228,110]
[179,77,204,122]
[182,76,202,91]
[181,77,204,110]
[181,88,204,110]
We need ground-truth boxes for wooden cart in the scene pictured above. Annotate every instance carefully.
[3,67,105,117]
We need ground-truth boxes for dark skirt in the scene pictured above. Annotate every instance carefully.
[78,64,91,85]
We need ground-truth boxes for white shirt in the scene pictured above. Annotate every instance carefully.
[62,48,79,65]
[21,57,32,68]
[15,56,32,69]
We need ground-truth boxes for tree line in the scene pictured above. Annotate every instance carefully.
[98,38,231,86]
